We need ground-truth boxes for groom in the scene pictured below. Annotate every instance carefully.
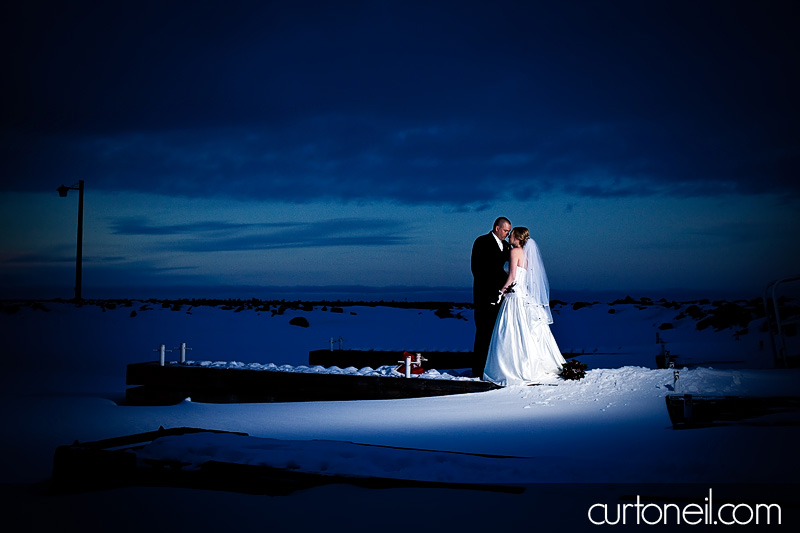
[470,216,511,378]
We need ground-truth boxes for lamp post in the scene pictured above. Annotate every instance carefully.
[57,180,84,301]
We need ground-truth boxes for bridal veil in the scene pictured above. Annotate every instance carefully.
[522,238,553,324]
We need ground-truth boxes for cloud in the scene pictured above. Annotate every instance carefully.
[110,216,412,253]
[1,251,127,265]
[110,217,292,236]
[2,1,798,205]
[8,115,797,208]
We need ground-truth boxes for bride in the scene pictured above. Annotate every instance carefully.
[483,227,565,386]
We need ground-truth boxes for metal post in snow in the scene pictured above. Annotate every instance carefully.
[329,336,343,351]
[154,344,172,366]
[398,353,412,378]
[176,342,192,363]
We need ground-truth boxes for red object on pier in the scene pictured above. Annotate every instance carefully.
[396,351,425,374]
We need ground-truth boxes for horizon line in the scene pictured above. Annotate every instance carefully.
[0,283,767,303]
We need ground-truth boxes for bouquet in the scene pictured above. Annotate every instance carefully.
[491,282,516,305]
[559,359,587,380]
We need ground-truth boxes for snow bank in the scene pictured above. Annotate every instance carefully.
[1,297,798,486]
[178,360,475,380]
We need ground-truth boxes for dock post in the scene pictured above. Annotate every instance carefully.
[176,342,191,363]
[683,394,692,423]
[154,344,172,366]
[398,353,412,378]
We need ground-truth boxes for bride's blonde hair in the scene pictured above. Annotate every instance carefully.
[511,227,529,248]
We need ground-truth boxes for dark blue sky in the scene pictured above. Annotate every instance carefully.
[1,0,798,299]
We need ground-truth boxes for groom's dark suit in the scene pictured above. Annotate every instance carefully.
[471,232,511,378]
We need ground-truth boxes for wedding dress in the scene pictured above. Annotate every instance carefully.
[483,241,565,386]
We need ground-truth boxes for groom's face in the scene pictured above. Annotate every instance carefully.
[493,222,511,241]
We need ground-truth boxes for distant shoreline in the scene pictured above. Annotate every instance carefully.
[0,295,769,312]
[0,284,766,304]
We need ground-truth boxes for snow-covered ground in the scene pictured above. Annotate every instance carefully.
[1,296,798,531]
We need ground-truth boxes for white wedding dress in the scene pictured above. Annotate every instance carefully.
[483,264,566,386]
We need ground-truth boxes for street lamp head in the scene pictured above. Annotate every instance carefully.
[57,185,70,197]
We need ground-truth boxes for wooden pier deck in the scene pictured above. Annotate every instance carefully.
[52,427,524,495]
[126,359,498,405]
[665,394,800,428]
